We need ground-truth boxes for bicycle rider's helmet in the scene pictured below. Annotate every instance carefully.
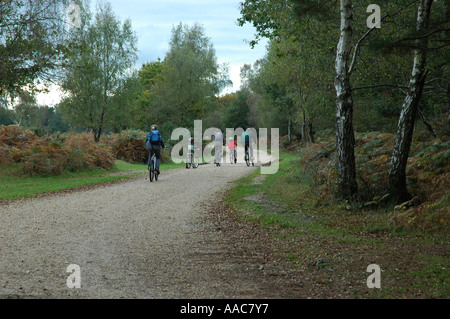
[229,137,234,141]
[151,124,157,130]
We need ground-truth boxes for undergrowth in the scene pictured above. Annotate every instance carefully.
[296,128,449,234]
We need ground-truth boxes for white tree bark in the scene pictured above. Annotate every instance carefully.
[389,0,433,203]
[334,0,357,199]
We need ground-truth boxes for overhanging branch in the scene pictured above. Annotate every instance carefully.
[352,84,408,91]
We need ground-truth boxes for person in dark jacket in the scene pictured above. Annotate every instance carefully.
[146,124,165,175]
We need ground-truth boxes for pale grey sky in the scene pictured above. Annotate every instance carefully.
[107,0,268,90]
[37,0,268,105]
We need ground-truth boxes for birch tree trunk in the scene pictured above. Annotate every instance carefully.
[288,116,291,143]
[301,106,310,144]
[334,0,357,200]
[388,0,433,204]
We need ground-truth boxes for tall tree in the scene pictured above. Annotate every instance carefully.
[240,0,358,199]
[0,0,69,97]
[151,23,230,128]
[135,59,167,130]
[333,0,358,199]
[223,90,251,130]
[59,1,137,142]
[9,91,38,126]
[388,0,437,203]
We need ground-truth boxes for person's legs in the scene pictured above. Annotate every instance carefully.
[147,146,155,169]
[215,144,222,163]
[148,149,153,168]
[154,146,161,173]
[187,149,194,167]
[244,141,249,160]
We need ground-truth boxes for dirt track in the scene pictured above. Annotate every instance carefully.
[0,150,297,299]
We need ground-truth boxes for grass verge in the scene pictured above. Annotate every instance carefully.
[224,151,449,298]
[0,160,184,201]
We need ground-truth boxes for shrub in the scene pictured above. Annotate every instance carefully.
[108,129,172,164]
[66,133,115,171]
[390,194,449,233]
[0,126,115,176]
[110,130,147,164]
[297,129,449,232]
[0,125,38,148]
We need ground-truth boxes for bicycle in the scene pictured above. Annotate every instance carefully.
[149,153,158,182]
[244,145,254,167]
[186,151,199,169]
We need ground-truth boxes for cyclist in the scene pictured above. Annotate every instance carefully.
[241,128,256,162]
[145,124,165,175]
[227,137,237,164]
[186,137,196,168]
[214,129,223,165]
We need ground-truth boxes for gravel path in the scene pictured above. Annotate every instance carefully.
[0,150,288,299]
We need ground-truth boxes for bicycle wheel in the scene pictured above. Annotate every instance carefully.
[245,150,250,167]
[192,154,199,168]
[149,163,154,182]
[150,156,156,182]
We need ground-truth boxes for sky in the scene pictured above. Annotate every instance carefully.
[37,0,269,106]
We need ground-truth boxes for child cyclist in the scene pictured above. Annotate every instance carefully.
[227,137,237,164]
[186,137,197,168]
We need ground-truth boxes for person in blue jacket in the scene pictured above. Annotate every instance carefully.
[145,124,165,175]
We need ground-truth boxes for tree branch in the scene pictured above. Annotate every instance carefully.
[348,27,377,76]
[394,27,450,44]
[418,108,437,138]
[352,84,408,91]
[348,0,417,76]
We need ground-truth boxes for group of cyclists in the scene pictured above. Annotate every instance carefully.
[145,125,256,177]
[211,129,256,167]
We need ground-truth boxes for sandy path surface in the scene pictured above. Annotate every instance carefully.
[0,149,288,299]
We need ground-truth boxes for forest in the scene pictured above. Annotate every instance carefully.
[1,0,449,231]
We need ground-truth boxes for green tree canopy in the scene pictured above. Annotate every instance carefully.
[0,0,70,97]
[148,23,231,128]
[59,1,138,142]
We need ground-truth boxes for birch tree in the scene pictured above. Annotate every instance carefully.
[334,0,357,199]
[388,0,434,203]
[59,1,137,142]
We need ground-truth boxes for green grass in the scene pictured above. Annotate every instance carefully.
[227,151,326,231]
[114,159,185,171]
[0,159,184,201]
[224,150,450,298]
[409,255,449,295]
[113,160,148,171]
